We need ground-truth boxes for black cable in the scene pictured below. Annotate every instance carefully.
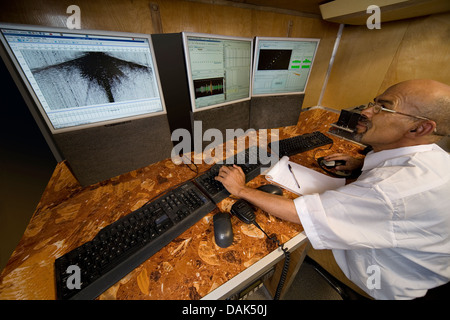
[253,221,290,300]
[312,140,334,162]
[183,158,199,175]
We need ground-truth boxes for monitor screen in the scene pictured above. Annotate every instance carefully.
[183,33,253,112]
[0,24,166,133]
[252,37,319,97]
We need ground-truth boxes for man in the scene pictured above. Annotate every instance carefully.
[215,79,450,300]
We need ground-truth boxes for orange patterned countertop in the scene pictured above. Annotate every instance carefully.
[0,107,364,300]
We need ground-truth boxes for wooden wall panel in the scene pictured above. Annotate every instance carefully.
[159,0,253,36]
[320,20,409,109]
[379,12,450,93]
[321,11,450,110]
[0,0,158,34]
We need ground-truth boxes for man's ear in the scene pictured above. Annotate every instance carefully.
[406,120,436,137]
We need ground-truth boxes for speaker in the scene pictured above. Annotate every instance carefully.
[151,33,192,136]
[53,115,173,186]
[192,101,251,150]
[249,94,304,129]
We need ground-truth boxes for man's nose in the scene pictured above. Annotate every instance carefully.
[361,105,374,119]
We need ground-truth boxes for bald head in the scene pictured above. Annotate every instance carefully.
[384,79,450,137]
[356,79,450,151]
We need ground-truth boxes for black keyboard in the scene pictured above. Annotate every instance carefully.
[54,181,215,300]
[194,146,270,204]
[269,131,333,157]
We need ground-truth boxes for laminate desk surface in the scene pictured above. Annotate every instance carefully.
[0,107,363,300]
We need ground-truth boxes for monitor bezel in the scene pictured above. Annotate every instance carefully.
[0,23,167,134]
[182,32,253,113]
[251,36,320,97]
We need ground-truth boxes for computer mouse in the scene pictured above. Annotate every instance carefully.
[257,184,283,196]
[213,212,234,248]
[317,156,346,169]
[317,156,353,178]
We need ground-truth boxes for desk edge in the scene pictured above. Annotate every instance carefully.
[201,231,307,300]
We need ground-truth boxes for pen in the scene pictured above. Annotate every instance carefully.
[288,164,301,189]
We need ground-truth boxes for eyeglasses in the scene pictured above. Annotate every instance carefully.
[364,102,432,121]
[362,101,443,135]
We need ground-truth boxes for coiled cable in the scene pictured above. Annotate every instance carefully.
[253,221,290,300]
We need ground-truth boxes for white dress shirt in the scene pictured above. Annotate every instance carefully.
[294,144,450,300]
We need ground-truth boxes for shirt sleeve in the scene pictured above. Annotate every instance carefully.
[294,183,398,250]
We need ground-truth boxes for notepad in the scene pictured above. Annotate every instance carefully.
[265,156,346,196]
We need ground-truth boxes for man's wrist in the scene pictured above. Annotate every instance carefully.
[236,185,253,199]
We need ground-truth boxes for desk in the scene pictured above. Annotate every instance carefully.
[0,107,363,300]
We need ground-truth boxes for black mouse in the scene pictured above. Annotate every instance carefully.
[213,212,233,248]
[317,156,346,169]
[317,156,353,178]
[258,184,283,195]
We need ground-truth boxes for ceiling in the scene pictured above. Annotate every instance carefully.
[319,0,450,25]
[221,0,450,24]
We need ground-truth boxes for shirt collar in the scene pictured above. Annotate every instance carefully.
[362,144,439,171]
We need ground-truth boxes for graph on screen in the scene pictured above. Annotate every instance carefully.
[183,33,252,112]
[0,24,166,133]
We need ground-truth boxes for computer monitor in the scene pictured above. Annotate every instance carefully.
[183,32,253,112]
[252,37,319,97]
[0,23,166,134]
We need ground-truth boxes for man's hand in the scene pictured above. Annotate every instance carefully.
[215,165,247,197]
[215,164,300,224]
[324,153,364,171]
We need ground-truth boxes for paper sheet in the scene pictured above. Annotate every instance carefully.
[265,156,345,195]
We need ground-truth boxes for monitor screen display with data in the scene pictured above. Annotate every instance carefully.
[0,24,166,133]
[252,37,319,97]
[183,33,253,112]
